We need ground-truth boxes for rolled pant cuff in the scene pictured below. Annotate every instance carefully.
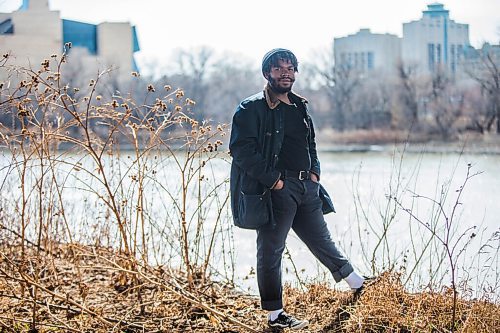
[332,263,354,282]
[261,299,283,311]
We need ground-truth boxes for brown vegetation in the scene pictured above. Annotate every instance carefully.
[1,242,498,332]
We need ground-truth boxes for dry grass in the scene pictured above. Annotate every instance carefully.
[327,271,499,333]
[1,243,498,332]
[0,242,263,332]
[317,128,414,145]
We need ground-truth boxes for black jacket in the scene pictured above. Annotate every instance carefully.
[229,87,335,229]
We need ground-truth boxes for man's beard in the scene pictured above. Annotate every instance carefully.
[268,77,294,94]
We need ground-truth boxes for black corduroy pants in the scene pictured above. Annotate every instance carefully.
[256,178,354,310]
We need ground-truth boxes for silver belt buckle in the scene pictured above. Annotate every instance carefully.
[298,170,306,180]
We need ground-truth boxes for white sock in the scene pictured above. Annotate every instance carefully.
[268,309,283,321]
[344,271,364,290]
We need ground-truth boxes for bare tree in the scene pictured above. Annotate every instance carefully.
[352,74,392,129]
[316,65,360,130]
[293,62,334,128]
[309,47,361,131]
[463,87,493,134]
[464,45,500,133]
[424,69,464,139]
[205,55,261,124]
[170,46,216,121]
[395,62,420,130]
[330,65,362,131]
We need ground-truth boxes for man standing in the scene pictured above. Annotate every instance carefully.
[229,48,367,330]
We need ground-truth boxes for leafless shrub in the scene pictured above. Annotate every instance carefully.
[0,45,231,295]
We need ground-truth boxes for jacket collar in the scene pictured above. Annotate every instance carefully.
[263,83,308,110]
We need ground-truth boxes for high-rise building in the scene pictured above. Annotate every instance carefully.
[402,3,469,74]
[0,0,140,82]
[334,28,401,74]
[334,3,473,76]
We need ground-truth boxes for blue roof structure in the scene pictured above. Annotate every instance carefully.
[62,19,98,54]
[423,3,450,19]
[20,0,29,11]
[132,26,141,71]
[132,26,140,52]
[61,19,140,70]
[0,18,14,34]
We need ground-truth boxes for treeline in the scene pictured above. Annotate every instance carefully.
[1,45,498,141]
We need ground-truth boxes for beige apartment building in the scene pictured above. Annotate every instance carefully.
[334,3,472,76]
[0,0,140,82]
[334,28,401,74]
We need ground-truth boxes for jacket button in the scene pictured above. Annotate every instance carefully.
[276,130,279,133]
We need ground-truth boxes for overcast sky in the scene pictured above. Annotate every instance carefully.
[1,0,499,71]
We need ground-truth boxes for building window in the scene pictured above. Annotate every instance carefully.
[428,43,435,71]
[367,52,374,70]
[347,53,352,68]
[451,44,456,72]
[437,43,441,63]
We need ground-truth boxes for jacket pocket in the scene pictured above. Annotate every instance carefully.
[319,184,336,214]
[236,190,271,229]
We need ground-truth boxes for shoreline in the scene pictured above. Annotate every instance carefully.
[316,131,500,155]
[318,142,500,155]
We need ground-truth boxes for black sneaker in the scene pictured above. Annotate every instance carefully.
[268,311,309,330]
[353,276,377,298]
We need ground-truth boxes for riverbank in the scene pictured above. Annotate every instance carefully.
[1,242,498,332]
[317,129,500,154]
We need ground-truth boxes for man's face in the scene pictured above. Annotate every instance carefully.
[265,59,296,94]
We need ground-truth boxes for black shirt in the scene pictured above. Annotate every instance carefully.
[275,102,311,171]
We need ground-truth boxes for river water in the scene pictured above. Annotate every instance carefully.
[0,147,498,299]
[233,148,500,298]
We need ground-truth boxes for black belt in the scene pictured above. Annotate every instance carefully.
[280,170,311,181]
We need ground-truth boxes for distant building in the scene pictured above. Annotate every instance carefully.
[0,0,140,82]
[334,3,472,76]
[402,3,470,74]
[463,42,500,71]
[334,28,401,74]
